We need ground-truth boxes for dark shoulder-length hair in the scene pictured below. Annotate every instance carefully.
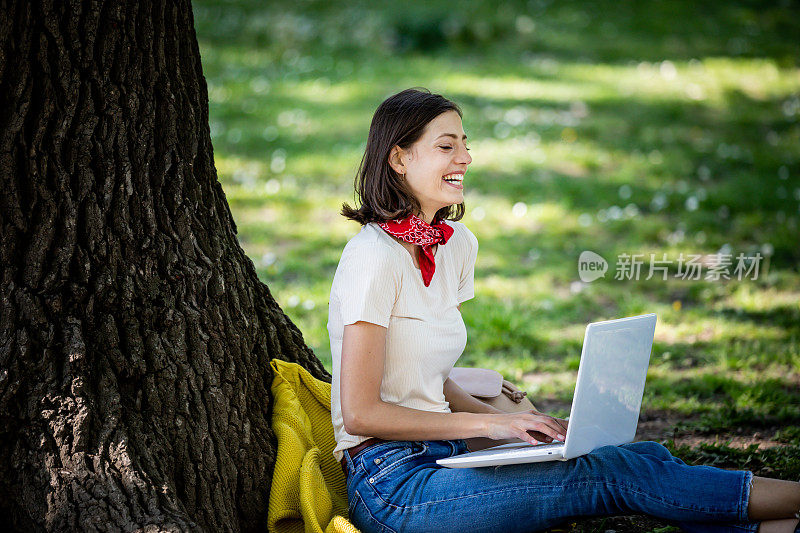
[341,87,466,225]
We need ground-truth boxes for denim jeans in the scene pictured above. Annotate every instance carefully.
[342,439,760,533]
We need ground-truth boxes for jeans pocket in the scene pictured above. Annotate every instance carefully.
[358,443,409,473]
[367,442,428,484]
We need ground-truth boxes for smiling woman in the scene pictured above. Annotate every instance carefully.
[386,110,471,221]
[340,88,469,227]
[329,87,800,533]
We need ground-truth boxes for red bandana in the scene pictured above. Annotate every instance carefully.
[378,214,454,287]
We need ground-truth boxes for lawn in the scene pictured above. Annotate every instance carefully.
[193,1,800,530]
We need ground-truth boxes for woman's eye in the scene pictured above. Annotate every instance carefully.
[440,146,452,150]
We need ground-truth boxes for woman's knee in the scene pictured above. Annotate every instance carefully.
[622,440,674,460]
[579,444,634,473]
[581,443,679,477]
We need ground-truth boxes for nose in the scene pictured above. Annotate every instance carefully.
[457,144,472,165]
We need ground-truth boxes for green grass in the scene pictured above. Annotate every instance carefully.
[193,0,800,510]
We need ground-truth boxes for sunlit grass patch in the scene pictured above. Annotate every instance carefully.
[195,0,800,487]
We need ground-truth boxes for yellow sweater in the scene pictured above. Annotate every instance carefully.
[268,358,360,533]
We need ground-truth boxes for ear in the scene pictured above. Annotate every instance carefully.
[388,145,406,176]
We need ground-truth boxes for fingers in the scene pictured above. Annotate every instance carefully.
[497,412,569,445]
[521,430,538,445]
[526,430,552,443]
[509,417,553,445]
[527,410,569,436]
[529,416,567,441]
[553,417,569,435]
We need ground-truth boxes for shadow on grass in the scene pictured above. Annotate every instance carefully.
[712,305,800,331]
[195,0,800,67]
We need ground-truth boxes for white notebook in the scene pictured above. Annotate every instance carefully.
[437,313,657,468]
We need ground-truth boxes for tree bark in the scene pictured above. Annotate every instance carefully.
[0,1,329,530]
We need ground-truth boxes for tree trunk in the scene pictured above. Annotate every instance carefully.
[0,1,329,530]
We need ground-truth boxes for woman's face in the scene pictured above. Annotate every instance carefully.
[390,110,472,224]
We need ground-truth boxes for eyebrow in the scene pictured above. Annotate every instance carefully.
[435,133,468,140]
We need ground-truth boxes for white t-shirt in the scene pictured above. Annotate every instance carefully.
[327,220,479,463]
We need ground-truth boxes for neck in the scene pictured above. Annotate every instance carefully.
[417,209,437,225]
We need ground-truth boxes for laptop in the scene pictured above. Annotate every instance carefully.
[436,313,657,468]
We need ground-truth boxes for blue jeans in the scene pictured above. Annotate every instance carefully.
[342,439,760,533]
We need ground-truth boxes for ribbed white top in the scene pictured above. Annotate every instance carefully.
[327,220,479,463]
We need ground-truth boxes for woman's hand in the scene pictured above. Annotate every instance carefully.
[484,409,569,445]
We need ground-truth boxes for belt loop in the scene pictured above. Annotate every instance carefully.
[341,450,354,477]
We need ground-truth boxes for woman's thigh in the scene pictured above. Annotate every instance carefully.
[346,440,753,533]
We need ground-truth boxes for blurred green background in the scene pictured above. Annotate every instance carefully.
[192,0,800,494]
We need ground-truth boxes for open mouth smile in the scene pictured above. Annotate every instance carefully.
[442,172,464,190]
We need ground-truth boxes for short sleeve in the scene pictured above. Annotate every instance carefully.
[458,226,479,304]
[336,244,400,328]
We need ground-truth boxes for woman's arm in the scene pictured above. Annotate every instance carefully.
[341,320,491,441]
[341,316,565,444]
[348,399,491,441]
